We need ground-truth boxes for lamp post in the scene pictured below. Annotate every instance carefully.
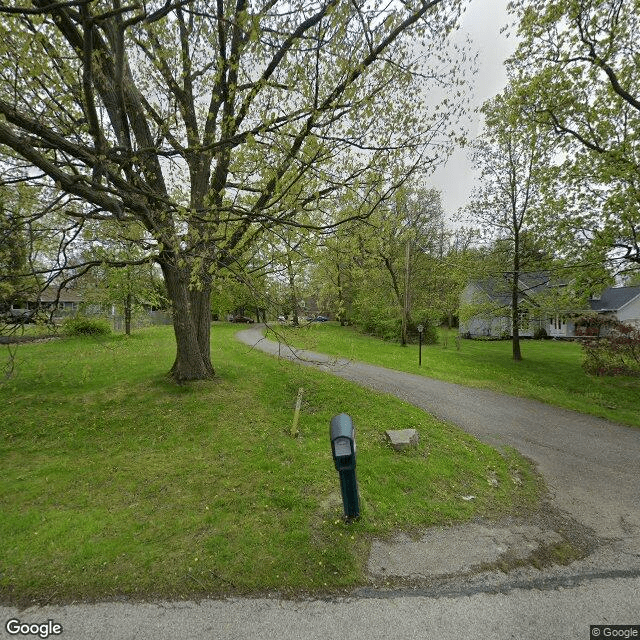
[417,324,424,367]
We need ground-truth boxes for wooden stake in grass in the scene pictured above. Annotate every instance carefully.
[291,387,304,437]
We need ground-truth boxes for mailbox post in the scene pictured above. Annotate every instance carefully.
[330,413,360,520]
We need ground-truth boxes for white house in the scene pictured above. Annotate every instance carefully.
[459,273,561,338]
[460,279,640,338]
[588,286,640,327]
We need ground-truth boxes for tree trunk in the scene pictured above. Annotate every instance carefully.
[124,292,132,335]
[287,254,299,327]
[337,265,346,326]
[401,239,411,346]
[512,224,522,361]
[511,271,522,361]
[160,256,215,382]
[190,287,214,373]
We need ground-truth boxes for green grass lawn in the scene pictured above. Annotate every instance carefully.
[267,323,640,428]
[0,324,540,604]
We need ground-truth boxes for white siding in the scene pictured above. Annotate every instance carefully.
[616,295,640,326]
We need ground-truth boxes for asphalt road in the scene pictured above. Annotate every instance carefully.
[2,327,639,640]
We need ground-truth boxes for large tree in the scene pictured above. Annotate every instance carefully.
[506,0,640,276]
[0,0,468,381]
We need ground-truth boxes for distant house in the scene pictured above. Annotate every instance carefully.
[6,284,173,331]
[7,283,82,321]
[588,286,640,327]
[460,276,640,338]
[10,283,157,320]
[37,285,83,314]
[459,273,564,338]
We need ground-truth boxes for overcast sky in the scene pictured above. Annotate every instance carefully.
[427,0,517,223]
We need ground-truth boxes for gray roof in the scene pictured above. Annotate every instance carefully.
[472,273,553,305]
[38,285,83,303]
[590,286,640,312]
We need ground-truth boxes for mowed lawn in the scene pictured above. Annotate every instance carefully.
[268,323,640,428]
[0,324,540,604]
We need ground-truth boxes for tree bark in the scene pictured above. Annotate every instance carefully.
[512,214,523,361]
[160,255,215,382]
[401,239,411,346]
[124,292,132,336]
[190,287,214,374]
[287,254,300,327]
[511,274,522,361]
[336,265,346,326]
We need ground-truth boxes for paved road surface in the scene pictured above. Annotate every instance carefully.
[2,327,639,640]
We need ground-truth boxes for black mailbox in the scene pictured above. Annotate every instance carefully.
[330,413,359,519]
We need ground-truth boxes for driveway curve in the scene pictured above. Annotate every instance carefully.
[236,326,640,555]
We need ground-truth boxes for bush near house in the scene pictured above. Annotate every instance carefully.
[533,326,548,340]
[577,316,640,377]
[62,315,112,337]
[416,317,439,345]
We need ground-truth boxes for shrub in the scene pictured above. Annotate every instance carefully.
[63,315,112,337]
[577,316,640,377]
[417,319,438,345]
[533,326,548,340]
